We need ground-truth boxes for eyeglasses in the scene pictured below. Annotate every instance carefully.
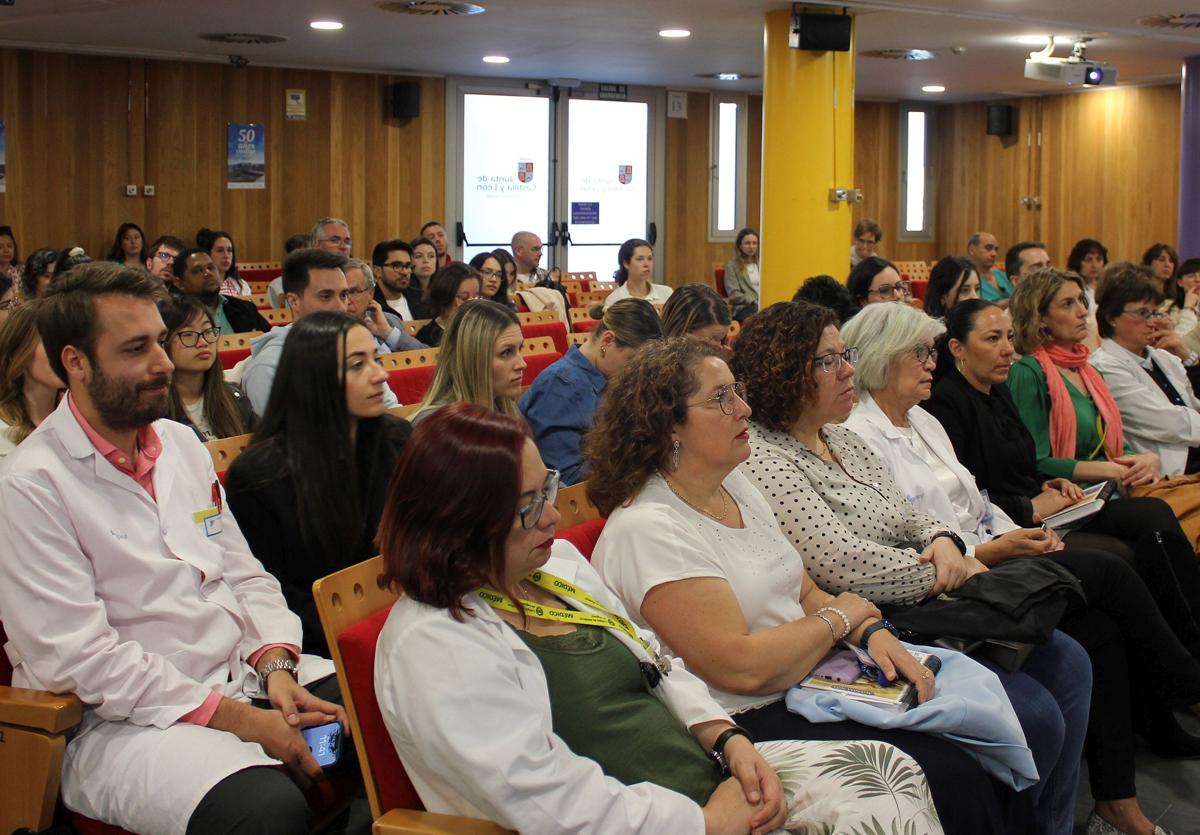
[346,286,372,297]
[384,261,413,272]
[0,298,21,311]
[174,326,220,347]
[154,251,176,263]
[868,281,910,300]
[688,381,748,416]
[518,469,561,529]
[529,246,543,253]
[911,344,938,364]
[855,237,878,246]
[813,347,859,374]
[1120,307,1167,321]
[479,268,503,279]
[318,236,352,248]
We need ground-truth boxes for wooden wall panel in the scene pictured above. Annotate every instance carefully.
[663,91,730,288]
[1037,85,1180,264]
[0,47,444,263]
[852,102,939,265]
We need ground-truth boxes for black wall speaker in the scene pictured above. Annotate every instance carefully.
[391,82,420,119]
[986,105,1014,136]
[796,13,852,52]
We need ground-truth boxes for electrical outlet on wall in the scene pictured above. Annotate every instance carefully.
[125,185,139,197]
[144,185,156,196]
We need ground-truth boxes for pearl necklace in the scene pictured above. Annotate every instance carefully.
[663,475,729,521]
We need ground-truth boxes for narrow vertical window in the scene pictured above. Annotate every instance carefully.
[899,104,934,240]
[710,95,748,240]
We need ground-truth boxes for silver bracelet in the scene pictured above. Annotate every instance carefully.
[813,612,839,642]
[816,606,852,640]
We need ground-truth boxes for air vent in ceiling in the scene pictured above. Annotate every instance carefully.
[376,1,486,15]
[199,33,288,45]
[860,48,937,61]
[1137,13,1200,30]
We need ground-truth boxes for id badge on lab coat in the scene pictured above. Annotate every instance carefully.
[193,506,223,537]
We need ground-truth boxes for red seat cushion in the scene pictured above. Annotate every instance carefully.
[573,319,599,334]
[556,518,606,559]
[521,322,569,355]
[715,267,727,298]
[522,353,562,387]
[910,279,929,300]
[387,366,436,405]
[239,268,281,283]
[338,609,423,812]
[219,347,251,370]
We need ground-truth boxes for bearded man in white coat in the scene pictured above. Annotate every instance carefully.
[0,262,346,835]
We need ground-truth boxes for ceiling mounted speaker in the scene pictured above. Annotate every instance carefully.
[987,105,1014,137]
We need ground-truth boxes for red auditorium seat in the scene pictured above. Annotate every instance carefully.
[387,365,436,405]
[520,321,569,354]
[522,351,561,387]
[714,266,727,298]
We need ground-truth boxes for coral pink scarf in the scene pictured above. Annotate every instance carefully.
[1032,344,1124,460]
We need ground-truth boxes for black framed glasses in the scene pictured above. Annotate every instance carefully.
[518,469,561,530]
[174,326,220,347]
[384,260,413,272]
[868,281,910,300]
[912,344,938,364]
[813,347,858,374]
[688,381,748,416]
[479,267,503,279]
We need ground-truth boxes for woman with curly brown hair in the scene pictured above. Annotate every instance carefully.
[584,337,1030,835]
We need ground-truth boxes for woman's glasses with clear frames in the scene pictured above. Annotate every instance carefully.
[688,382,748,416]
[518,469,561,529]
[813,348,859,374]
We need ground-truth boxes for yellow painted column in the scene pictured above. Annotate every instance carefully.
[759,9,856,306]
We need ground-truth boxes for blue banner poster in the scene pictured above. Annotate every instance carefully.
[0,120,6,194]
[227,123,265,190]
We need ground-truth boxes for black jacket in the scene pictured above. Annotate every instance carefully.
[373,285,431,321]
[924,367,1044,528]
[223,295,272,334]
[224,415,412,656]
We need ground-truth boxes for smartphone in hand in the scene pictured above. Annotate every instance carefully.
[301,720,344,769]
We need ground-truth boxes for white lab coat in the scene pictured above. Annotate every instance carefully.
[1090,338,1200,476]
[845,393,1020,550]
[0,397,332,835]
[374,540,726,834]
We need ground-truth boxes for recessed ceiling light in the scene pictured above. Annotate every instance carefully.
[310,20,343,30]
[1015,34,1074,46]
[922,85,946,93]
[659,28,691,39]
[717,72,741,81]
[482,55,510,64]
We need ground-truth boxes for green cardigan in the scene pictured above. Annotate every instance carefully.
[1007,354,1131,480]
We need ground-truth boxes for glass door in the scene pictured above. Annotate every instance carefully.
[558,96,651,279]
[450,80,660,278]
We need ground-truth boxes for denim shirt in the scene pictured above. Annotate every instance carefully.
[519,345,606,485]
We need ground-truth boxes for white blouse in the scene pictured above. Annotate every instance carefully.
[602,282,674,309]
[593,469,807,714]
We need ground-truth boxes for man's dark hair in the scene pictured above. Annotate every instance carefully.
[372,239,413,267]
[284,233,310,255]
[147,235,187,260]
[793,275,859,324]
[38,261,168,383]
[282,247,349,296]
[1004,241,1046,280]
[420,221,444,235]
[1094,262,1161,339]
[171,247,210,281]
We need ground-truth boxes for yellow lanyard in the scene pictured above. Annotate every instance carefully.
[477,568,671,676]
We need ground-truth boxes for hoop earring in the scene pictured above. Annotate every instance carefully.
[671,439,681,471]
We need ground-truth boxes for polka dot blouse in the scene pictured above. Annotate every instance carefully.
[739,421,940,605]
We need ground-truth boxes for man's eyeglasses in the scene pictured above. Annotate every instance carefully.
[518,469,561,529]
[384,261,413,272]
[1120,307,1167,321]
[813,347,859,374]
[688,381,748,416]
[911,344,938,365]
[154,251,176,263]
[319,236,352,248]
[346,286,372,297]
[174,326,220,347]
[868,281,910,300]
[855,237,878,246]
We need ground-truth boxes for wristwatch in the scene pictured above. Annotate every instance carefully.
[710,725,754,777]
[258,657,298,691]
[930,530,966,556]
[860,619,900,646]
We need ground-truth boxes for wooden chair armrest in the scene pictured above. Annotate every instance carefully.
[372,808,514,835]
[0,685,83,733]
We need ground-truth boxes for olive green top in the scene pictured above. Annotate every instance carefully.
[517,625,721,805]
[1007,354,1132,480]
